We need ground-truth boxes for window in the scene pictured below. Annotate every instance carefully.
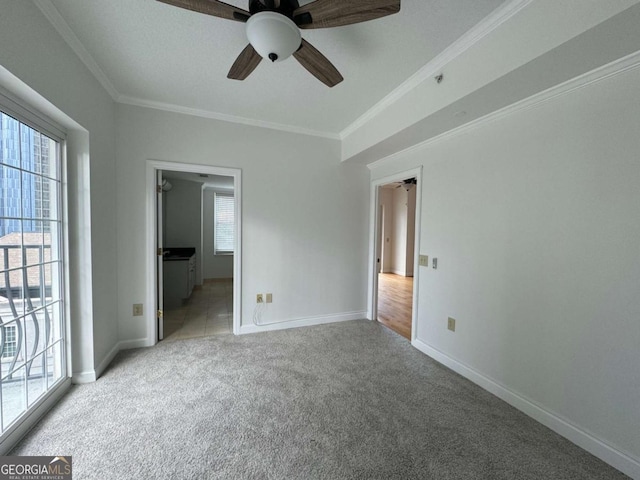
[214,193,234,255]
[0,108,66,434]
[1,325,17,359]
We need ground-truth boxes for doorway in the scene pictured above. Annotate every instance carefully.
[369,168,421,343]
[158,171,235,341]
[375,179,417,339]
[145,160,241,347]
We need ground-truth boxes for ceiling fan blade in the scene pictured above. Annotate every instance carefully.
[293,0,400,29]
[156,0,250,22]
[293,39,343,88]
[227,44,262,80]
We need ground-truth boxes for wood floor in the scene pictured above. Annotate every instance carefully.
[377,273,413,340]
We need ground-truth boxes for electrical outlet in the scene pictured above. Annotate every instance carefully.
[256,294,263,303]
[133,304,143,316]
[447,317,456,332]
[266,293,272,303]
[419,255,429,267]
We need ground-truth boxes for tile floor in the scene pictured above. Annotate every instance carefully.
[162,278,233,341]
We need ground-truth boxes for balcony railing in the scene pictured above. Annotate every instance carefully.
[0,243,55,379]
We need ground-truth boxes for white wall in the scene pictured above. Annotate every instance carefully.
[164,178,203,285]
[203,188,234,279]
[0,1,118,380]
[405,186,416,276]
[379,188,393,273]
[386,186,416,277]
[116,103,370,340]
[391,188,408,275]
[370,64,640,471]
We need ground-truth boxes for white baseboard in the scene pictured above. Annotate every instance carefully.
[95,341,121,379]
[74,338,149,384]
[412,339,640,479]
[71,370,96,384]
[119,338,150,350]
[239,311,367,335]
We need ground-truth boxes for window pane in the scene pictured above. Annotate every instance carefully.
[2,365,26,430]
[24,264,46,312]
[41,177,60,220]
[46,262,62,307]
[0,113,20,168]
[23,230,45,268]
[45,302,63,346]
[27,353,46,407]
[0,165,22,234]
[21,171,38,222]
[214,193,234,254]
[46,342,64,389]
[36,221,59,263]
[0,221,25,320]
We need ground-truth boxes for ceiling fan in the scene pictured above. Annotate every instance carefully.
[156,0,401,87]
[395,178,417,190]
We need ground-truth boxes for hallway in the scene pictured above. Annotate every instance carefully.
[377,273,413,340]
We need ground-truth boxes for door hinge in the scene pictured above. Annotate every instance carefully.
[157,310,163,318]
[157,247,163,256]
[156,185,162,194]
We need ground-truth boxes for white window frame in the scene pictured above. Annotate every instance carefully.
[0,89,69,448]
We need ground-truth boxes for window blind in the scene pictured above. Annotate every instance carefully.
[214,193,234,254]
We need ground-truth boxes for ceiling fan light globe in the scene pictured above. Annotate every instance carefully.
[246,12,301,63]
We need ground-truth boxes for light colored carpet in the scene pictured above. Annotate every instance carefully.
[12,320,626,479]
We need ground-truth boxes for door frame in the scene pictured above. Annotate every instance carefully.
[367,167,422,342]
[156,169,164,341]
[144,159,242,346]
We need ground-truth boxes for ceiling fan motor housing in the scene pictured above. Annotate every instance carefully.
[158,0,401,87]
[248,0,300,17]
[246,11,301,62]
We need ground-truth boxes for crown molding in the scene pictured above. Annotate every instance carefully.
[340,0,533,140]
[33,0,120,101]
[33,0,530,142]
[117,95,341,140]
[34,0,340,139]
[367,49,640,171]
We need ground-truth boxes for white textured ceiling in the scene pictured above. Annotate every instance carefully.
[41,0,506,136]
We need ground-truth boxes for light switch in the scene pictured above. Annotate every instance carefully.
[419,255,429,267]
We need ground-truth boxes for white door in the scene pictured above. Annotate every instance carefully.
[156,170,164,341]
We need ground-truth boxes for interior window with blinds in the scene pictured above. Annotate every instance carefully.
[214,193,234,255]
